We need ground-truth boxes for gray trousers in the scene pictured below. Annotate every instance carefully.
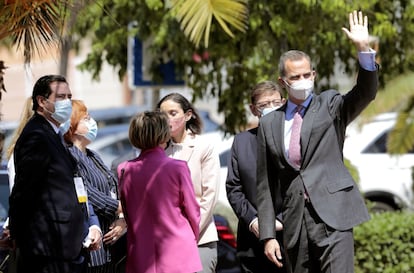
[287,202,354,273]
[197,241,218,273]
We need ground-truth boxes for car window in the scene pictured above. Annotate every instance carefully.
[362,130,414,154]
[98,138,132,159]
[362,131,387,153]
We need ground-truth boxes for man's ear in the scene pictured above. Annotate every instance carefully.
[249,104,260,118]
[312,70,317,80]
[278,77,286,87]
[37,95,47,109]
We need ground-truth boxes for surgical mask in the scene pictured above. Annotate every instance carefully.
[59,119,71,134]
[260,105,282,117]
[169,116,186,136]
[82,117,98,142]
[285,79,314,100]
[46,99,72,124]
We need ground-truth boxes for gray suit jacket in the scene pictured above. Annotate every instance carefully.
[257,66,378,249]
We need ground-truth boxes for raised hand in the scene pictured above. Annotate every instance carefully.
[342,10,370,52]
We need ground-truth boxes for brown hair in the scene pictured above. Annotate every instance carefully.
[250,81,284,105]
[156,93,203,135]
[129,111,170,150]
[32,75,67,111]
[63,99,88,144]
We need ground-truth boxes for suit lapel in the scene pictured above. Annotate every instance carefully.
[271,109,290,165]
[169,132,196,163]
[38,115,77,170]
[300,96,319,166]
[180,137,195,162]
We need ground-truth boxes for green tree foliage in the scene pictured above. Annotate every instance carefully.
[72,0,414,134]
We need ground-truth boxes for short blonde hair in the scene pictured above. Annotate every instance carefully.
[129,111,170,150]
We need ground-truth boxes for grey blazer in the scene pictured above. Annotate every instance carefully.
[257,66,378,249]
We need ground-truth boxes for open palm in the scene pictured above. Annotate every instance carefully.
[342,10,370,51]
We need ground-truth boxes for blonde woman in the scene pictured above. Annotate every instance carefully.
[6,97,33,191]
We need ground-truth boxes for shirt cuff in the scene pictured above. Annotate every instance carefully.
[248,217,258,232]
[89,225,102,235]
[358,49,377,71]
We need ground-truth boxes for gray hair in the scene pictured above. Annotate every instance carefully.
[278,50,312,77]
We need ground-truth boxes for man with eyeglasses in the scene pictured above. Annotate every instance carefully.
[226,81,287,273]
[256,11,378,273]
[9,75,101,273]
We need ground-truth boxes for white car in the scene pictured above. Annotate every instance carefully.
[90,130,131,167]
[199,131,234,209]
[344,112,414,211]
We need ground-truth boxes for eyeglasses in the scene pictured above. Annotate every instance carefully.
[286,71,314,81]
[255,99,283,110]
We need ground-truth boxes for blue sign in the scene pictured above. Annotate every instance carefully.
[132,38,184,86]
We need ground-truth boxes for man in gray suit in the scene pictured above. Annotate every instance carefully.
[256,11,378,273]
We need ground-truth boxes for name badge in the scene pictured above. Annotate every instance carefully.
[74,177,87,203]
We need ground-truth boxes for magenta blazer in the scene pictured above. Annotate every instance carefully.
[118,146,202,273]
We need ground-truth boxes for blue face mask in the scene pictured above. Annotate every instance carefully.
[83,117,98,142]
[59,119,71,134]
[48,99,72,124]
[260,105,282,117]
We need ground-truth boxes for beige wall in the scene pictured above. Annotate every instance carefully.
[0,43,126,122]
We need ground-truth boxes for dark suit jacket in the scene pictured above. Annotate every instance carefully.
[9,114,97,260]
[257,66,377,249]
[226,128,283,259]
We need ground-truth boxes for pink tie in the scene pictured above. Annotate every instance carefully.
[289,105,303,169]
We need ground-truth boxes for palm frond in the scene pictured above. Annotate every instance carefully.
[387,97,414,155]
[0,0,69,63]
[171,0,248,48]
[0,61,7,101]
[360,72,414,124]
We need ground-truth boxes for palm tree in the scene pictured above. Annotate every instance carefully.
[0,0,248,64]
[171,0,248,48]
[0,0,248,156]
[0,0,70,64]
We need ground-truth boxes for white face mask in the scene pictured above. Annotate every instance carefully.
[285,79,314,100]
[260,105,282,117]
[59,119,71,134]
[82,118,98,142]
[76,118,98,142]
[45,98,72,124]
